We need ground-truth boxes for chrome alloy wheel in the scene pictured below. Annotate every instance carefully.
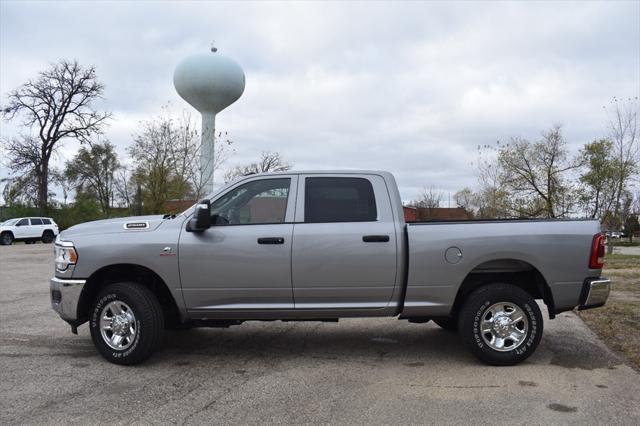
[99,301,137,350]
[480,302,528,352]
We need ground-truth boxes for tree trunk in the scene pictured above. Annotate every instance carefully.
[607,236,614,255]
[38,157,49,214]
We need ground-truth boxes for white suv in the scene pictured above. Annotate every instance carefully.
[0,217,59,245]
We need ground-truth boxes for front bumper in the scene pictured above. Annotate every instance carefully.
[578,278,611,310]
[50,277,86,324]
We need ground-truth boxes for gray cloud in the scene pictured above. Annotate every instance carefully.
[1,0,638,201]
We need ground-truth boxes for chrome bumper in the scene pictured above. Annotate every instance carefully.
[578,278,611,310]
[50,277,86,323]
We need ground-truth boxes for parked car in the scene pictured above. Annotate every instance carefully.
[50,171,610,366]
[0,217,59,245]
[604,230,622,239]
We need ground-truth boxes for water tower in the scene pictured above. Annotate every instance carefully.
[173,45,245,195]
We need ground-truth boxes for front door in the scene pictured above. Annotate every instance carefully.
[179,176,297,317]
[13,218,30,239]
[291,175,399,310]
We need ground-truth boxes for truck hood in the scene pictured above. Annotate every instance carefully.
[59,215,171,240]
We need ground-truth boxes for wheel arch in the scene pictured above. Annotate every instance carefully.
[452,258,556,319]
[77,263,182,326]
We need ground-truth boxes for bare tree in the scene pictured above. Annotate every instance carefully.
[1,173,39,207]
[170,111,235,199]
[453,187,476,217]
[474,145,511,219]
[114,166,135,210]
[128,115,178,214]
[411,185,443,209]
[129,108,236,213]
[498,125,579,218]
[606,98,639,223]
[2,60,111,212]
[224,151,292,183]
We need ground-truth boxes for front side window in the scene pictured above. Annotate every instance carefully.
[30,218,43,225]
[42,219,52,225]
[304,177,377,223]
[17,218,29,226]
[210,178,291,225]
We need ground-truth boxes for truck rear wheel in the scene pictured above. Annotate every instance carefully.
[42,230,55,243]
[459,283,543,366]
[90,282,164,365]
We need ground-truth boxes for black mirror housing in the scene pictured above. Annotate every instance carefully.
[187,200,211,232]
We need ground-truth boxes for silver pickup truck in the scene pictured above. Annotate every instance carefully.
[50,170,610,365]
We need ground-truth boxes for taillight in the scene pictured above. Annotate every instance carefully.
[589,234,605,269]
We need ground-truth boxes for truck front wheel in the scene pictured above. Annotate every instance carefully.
[89,282,165,365]
[459,283,543,366]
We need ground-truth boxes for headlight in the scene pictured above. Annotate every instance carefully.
[55,241,78,271]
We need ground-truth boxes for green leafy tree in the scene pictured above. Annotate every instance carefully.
[578,139,618,219]
[65,141,120,216]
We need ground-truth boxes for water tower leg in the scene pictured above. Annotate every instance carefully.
[200,112,216,196]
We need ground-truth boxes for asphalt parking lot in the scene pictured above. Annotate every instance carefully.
[1,244,639,425]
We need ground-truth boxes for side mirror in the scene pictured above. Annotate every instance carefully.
[187,200,211,232]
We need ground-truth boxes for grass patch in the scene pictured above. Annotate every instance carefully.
[579,263,640,371]
[603,254,640,270]
[612,241,640,247]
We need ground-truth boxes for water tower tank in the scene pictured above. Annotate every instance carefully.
[173,53,245,114]
[173,49,245,195]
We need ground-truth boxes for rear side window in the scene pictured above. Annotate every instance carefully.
[30,218,43,225]
[17,218,29,226]
[304,177,377,223]
[42,219,51,225]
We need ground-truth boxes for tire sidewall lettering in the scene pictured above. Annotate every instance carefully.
[91,293,116,328]
[472,300,491,349]
[91,293,140,360]
[472,297,539,357]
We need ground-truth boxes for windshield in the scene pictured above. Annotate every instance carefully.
[2,218,18,226]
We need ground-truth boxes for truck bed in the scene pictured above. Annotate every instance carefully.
[402,219,602,317]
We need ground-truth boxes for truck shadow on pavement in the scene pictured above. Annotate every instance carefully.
[152,322,621,370]
[156,324,473,365]
[1,321,621,370]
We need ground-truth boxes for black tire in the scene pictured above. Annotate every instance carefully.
[90,282,165,365]
[0,232,13,246]
[433,317,458,331]
[42,231,55,243]
[459,283,543,366]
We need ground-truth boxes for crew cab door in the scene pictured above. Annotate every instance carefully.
[178,176,298,315]
[291,174,398,310]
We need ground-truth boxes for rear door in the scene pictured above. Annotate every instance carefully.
[29,218,44,238]
[291,174,398,310]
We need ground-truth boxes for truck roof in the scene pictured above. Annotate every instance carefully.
[237,170,393,178]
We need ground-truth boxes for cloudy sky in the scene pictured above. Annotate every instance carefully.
[1,0,639,202]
